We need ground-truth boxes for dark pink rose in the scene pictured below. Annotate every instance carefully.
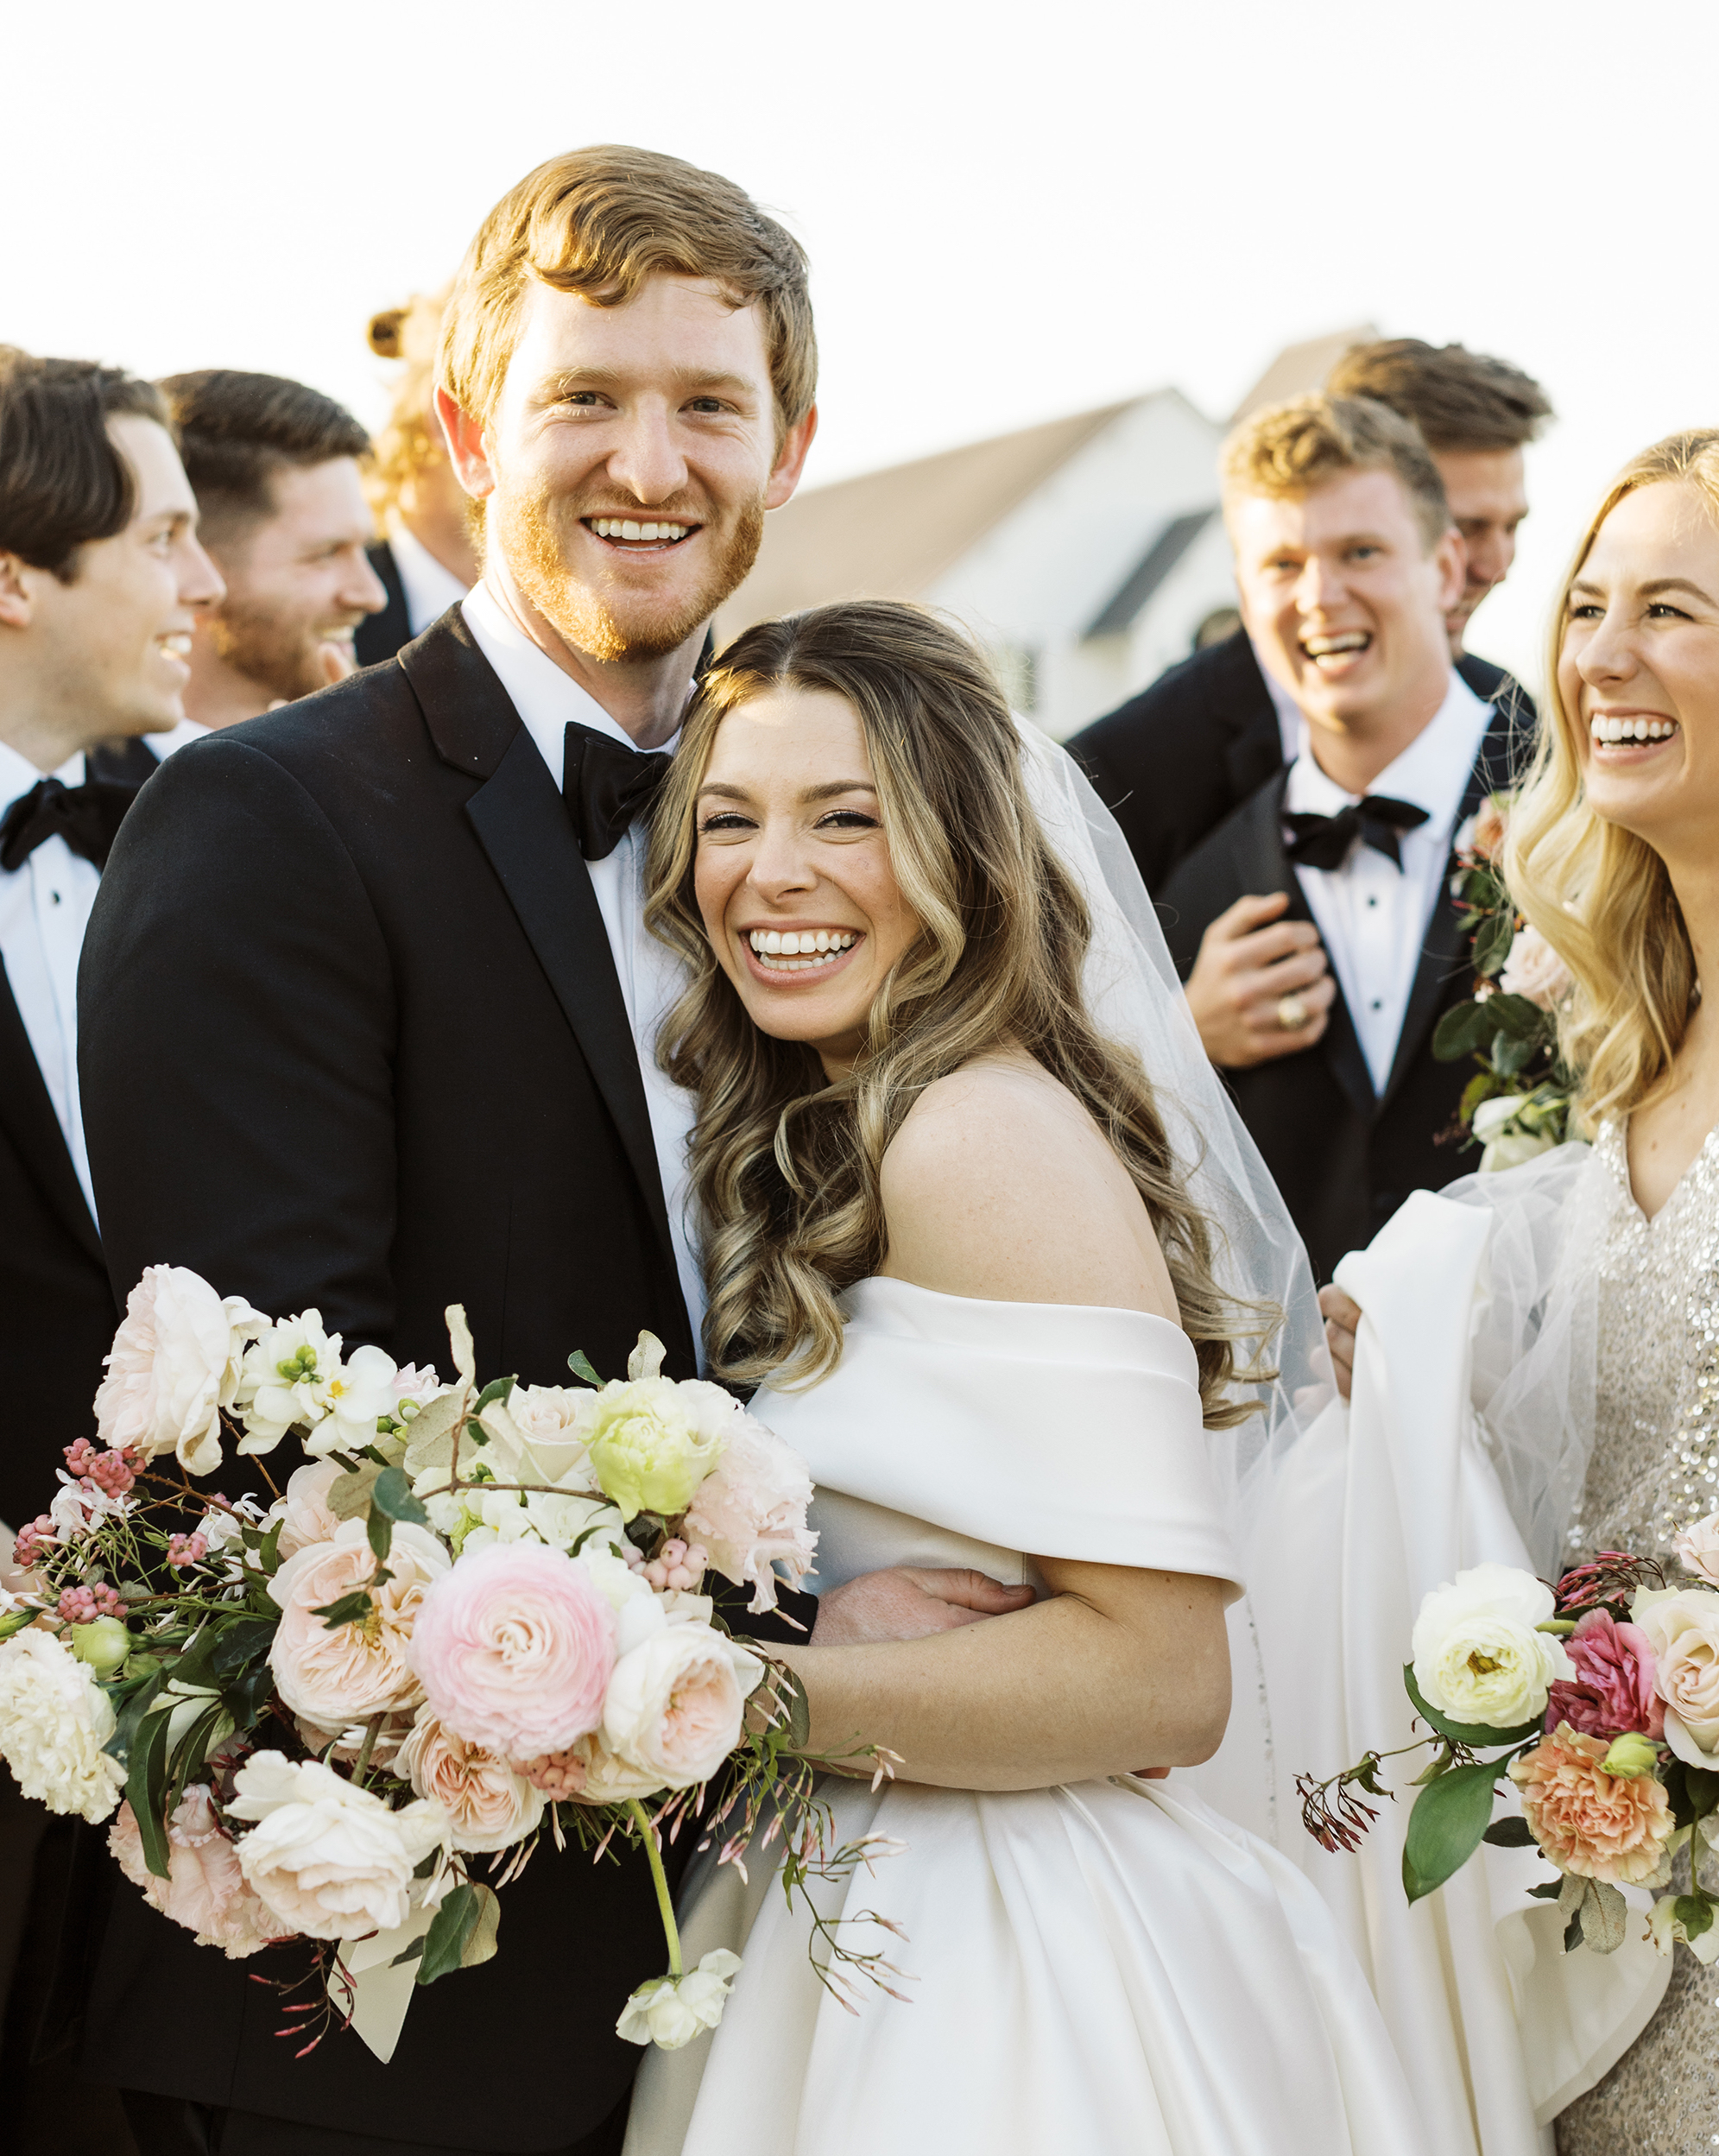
[1545,1609,1665,1740]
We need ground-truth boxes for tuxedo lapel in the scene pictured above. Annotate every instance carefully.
[0,958,100,1261]
[400,616,679,1279]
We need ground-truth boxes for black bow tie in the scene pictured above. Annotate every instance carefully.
[0,775,138,874]
[1283,794,1431,873]
[561,721,673,861]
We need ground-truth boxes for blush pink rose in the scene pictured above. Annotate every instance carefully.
[1498,924,1575,1012]
[1509,1721,1675,1883]
[108,1785,294,1957]
[600,1627,754,1790]
[274,1460,344,1561]
[1545,1609,1666,1740]
[408,1543,616,1758]
[395,1706,545,1853]
[267,1521,448,1729]
[679,1419,817,1614]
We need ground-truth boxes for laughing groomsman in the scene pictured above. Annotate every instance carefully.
[1158,395,1523,1281]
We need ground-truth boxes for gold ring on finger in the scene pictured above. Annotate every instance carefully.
[1276,991,1311,1032]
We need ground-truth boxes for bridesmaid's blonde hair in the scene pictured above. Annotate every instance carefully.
[1507,429,1719,1125]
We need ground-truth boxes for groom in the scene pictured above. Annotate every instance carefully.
[76,146,1021,2156]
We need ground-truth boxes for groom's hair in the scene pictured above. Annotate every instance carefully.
[1220,393,1450,553]
[443,146,817,442]
[0,348,174,581]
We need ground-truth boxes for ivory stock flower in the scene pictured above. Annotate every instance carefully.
[1633,1587,1719,1767]
[1411,1564,1572,1729]
[408,1542,616,1758]
[395,1705,545,1853]
[680,1419,817,1614]
[93,1266,264,1477]
[601,1625,759,1790]
[267,1521,449,1729]
[1545,1609,1665,1741]
[108,1786,293,1957]
[236,1315,400,1457]
[1509,1722,1675,1884]
[229,1751,446,1940]
[1497,925,1575,1011]
[0,1628,125,1822]
[616,1951,743,2048]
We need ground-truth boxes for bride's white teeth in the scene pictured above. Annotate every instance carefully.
[1590,716,1679,744]
[746,927,858,971]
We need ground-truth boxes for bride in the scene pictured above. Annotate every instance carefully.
[625,598,1426,2153]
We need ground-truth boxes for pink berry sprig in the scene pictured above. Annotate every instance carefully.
[12,1515,55,1571]
[165,1532,210,1570]
[55,1582,126,1623]
[516,1749,588,1799]
[641,1537,708,1593]
[61,1439,142,1499]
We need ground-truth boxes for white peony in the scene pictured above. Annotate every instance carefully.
[0,1629,126,1822]
[616,1951,743,2048]
[228,1750,446,1940]
[601,1623,760,1790]
[94,1266,266,1477]
[1411,1563,1573,1729]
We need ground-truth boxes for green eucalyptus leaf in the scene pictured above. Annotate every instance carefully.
[1402,1762,1501,1904]
[416,1884,482,1986]
[567,1350,604,1388]
[471,1376,517,1414]
[370,1467,431,1529]
[1675,1890,1715,1940]
[366,1506,395,1564]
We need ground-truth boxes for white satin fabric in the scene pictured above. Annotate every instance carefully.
[1185,1187,1668,2156]
[626,1280,1429,2156]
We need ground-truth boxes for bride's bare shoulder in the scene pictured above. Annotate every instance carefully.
[877,1056,1178,1316]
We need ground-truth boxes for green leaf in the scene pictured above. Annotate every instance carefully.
[567,1350,603,1388]
[1485,991,1553,1040]
[126,1706,174,1881]
[471,1375,516,1414]
[329,1462,383,1521]
[1563,1909,1583,1953]
[314,1587,378,1631]
[416,1883,490,1986]
[1474,911,1515,977]
[1526,1877,1564,1899]
[370,1467,431,1529]
[1675,1890,1715,1940]
[1492,1032,1538,1078]
[1482,1816,1536,1847]
[1402,1762,1501,1903]
[367,1506,395,1564]
[0,1608,37,1643]
[222,1661,276,1726]
[1432,1003,1498,1061]
[1402,1664,1545,1749]
[783,1670,812,1755]
[209,1619,276,1677]
[255,1516,284,1577]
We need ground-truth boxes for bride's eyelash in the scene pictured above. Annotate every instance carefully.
[699,812,754,834]
[818,810,879,830]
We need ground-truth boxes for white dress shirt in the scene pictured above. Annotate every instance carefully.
[0,740,102,1217]
[460,583,704,1350]
[1285,671,1492,1095]
[389,522,471,637]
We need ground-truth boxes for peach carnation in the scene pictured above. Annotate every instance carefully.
[109,1786,294,1957]
[267,1520,448,1729]
[408,1542,616,1759]
[1509,1720,1674,1883]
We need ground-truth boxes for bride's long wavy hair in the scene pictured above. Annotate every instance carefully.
[1507,431,1719,1126]
[645,600,1273,1426]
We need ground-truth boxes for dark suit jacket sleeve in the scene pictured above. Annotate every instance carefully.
[78,736,399,1339]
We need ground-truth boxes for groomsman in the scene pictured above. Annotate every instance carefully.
[159,370,388,727]
[1158,395,1520,1281]
[0,345,221,2152]
[1070,338,1551,893]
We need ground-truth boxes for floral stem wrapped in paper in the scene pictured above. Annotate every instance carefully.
[1299,1526,1719,1964]
[0,1270,901,2061]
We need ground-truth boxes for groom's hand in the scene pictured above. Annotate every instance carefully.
[1184,892,1333,1069]
[810,1566,1035,1647]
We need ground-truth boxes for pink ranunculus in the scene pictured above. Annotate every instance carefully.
[408,1543,616,1758]
[1508,1721,1675,1884]
[679,1418,817,1614]
[395,1705,545,1854]
[1497,924,1575,1012]
[93,1266,266,1478]
[274,1460,344,1561]
[1545,1609,1666,1741]
[267,1521,448,1730]
[108,1786,294,1957]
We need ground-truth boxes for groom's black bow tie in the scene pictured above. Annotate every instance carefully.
[0,775,138,874]
[561,720,674,861]
[1283,794,1430,873]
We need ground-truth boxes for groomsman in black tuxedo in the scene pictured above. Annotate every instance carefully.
[1158,395,1520,1282]
[1069,338,1551,894]
[79,145,1018,2156]
[0,346,222,2150]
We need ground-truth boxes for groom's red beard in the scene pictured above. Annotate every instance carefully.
[493,481,766,664]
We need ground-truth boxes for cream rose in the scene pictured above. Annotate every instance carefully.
[93,1266,265,1477]
[0,1628,126,1822]
[601,1625,759,1790]
[1674,1513,1719,1590]
[228,1751,446,1940]
[1498,924,1575,1011]
[1411,1563,1572,1729]
[267,1520,449,1729]
[1634,1587,1719,1766]
[395,1705,545,1854]
[274,1460,344,1560]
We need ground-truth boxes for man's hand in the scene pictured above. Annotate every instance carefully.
[809,1565,1035,1647]
[1318,1284,1361,1402]
[1184,891,1334,1069]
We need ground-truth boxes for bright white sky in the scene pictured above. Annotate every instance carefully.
[10,0,1717,698]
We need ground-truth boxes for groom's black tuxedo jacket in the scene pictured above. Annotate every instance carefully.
[1158,704,1522,1286]
[1067,629,1533,896]
[74,613,733,2150]
[0,737,157,1532]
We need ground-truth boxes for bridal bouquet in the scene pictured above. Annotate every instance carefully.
[1432,791,1577,1171]
[1299,1526,1719,1964]
[0,1268,899,2059]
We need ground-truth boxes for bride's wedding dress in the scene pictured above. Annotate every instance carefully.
[626,1276,1428,2156]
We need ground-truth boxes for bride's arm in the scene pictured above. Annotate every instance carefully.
[774,1062,1233,1789]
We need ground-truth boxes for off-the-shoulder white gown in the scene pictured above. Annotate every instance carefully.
[626,1279,1426,2156]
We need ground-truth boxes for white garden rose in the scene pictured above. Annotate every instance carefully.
[228,1751,446,1939]
[601,1624,760,1789]
[1497,923,1575,1011]
[1673,1513,1719,1590]
[1472,1096,1558,1176]
[1633,1587,1719,1767]
[616,1951,743,2049]
[1411,1563,1573,1729]
[0,1629,126,1822]
[94,1266,266,1476]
